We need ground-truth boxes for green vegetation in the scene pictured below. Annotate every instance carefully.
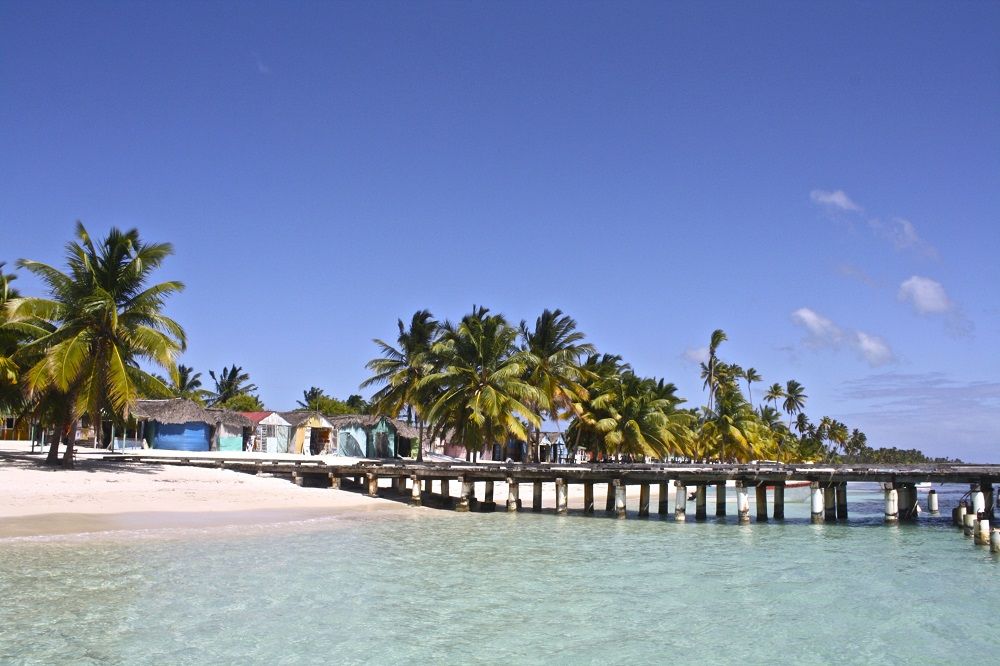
[296,386,365,416]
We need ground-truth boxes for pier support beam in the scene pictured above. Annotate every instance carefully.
[884,487,898,523]
[584,482,595,514]
[716,482,727,517]
[639,483,650,518]
[811,483,825,524]
[773,482,785,520]
[556,478,568,515]
[328,473,340,490]
[658,482,669,516]
[533,481,543,512]
[410,475,421,506]
[736,482,750,524]
[755,484,768,522]
[674,481,687,522]
[836,483,848,520]
[484,481,496,511]
[927,489,939,516]
[824,485,837,521]
[456,477,472,512]
[614,480,626,518]
[366,473,378,497]
[606,483,616,514]
[695,485,707,521]
[506,478,519,512]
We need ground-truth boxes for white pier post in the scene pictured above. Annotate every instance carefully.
[674,481,687,522]
[963,512,976,537]
[736,481,751,524]
[556,478,568,515]
[456,476,472,512]
[410,475,421,506]
[955,501,967,527]
[506,477,519,512]
[991,528,1000,553]
[884,487,898,523]
[927,489,939,515]
[975,516,990,545]
[366,473,379,497]
[972,487,986,517]
[811,482,825,524]
[614,479,627,518]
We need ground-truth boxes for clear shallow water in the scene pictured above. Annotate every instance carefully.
[1,485,997,665]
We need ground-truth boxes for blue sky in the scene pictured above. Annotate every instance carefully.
[2,1,998,459]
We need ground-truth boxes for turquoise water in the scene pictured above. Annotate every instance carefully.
[1,485,997,664]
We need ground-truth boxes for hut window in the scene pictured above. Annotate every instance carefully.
[264,425,276,437]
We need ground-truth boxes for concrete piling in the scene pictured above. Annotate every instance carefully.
[971,487,986,516]
[366,473,378,497]
[484,480,496,511]
[533,481,543,512]
[638,483,650,518]
[556,478,568,515]
[955,501,967,527]
[975,515,990,545]
[456,477,472,512]
[811,483,825,524]
[674,481,687,522]
[658,482,670,516]
[506,477,519,512]
[614,480,626,518]
[755,484,768,522]
[927,489,939,515]
[410,475,421,506]
[963,512,976,537]
[991,528,1000,553]
[736,482,750,524]
[605,482,615,513]
[773,482,785,520]
[716,482,727,517]
[584,481,595,514]
[824,485,837,521]
[884,487,898,523]
[328,473,340,490]
[441,479,451,507]
[836,483,848,520]
[695,485,707,520]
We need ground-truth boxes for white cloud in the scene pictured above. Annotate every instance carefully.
[854,331,894,366]
[870,218,938,258]
[810,189,862,212]
[791,307,843,344]
[898,276,951,314]
[791,307,894,368]
[682,346,709,364]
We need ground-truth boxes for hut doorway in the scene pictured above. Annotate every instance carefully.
[309,427,332,455]
[373,431,390,458]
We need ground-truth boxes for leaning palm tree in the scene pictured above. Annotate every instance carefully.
[742,367,762,406]
[7,223,185,467]
[207,365,257,406]
[782,379,807,428]
[419,307,540,461]
[519,308,595,462]
[764,382,785,413]
[361,310,439,461]
[703,329,727,413]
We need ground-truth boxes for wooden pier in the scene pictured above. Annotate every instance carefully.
[102,454,1000,528]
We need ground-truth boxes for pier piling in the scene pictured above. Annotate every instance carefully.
[455,477,472,512]
[484,480,496,511]
[884,487,898,523]
[927,489,939,515]
[811,483,825,524]
[736,482,750,524]
[638,483,650,517]
[991,528,1000,553]
[674,481,687,522]
[755,484,768,522]
[584,482,595,514]
[410,475,421,506]
[836,483,848,520]
[971,486,986,516]
[963,512,975,536]
[506,477,519,512]
[716,482,726,517]
[556,478,568,515]
[606,483,615,513]
[824,485,837,521]
[955,501,967,527]
[658,482,669,516]
[533,481,543,512]
[441,479,451,507]
[695,485,707,521]
[328,473,340,490]
[773,482,785,520]
[897,484,918,520]
[975,515,990,545]
[614,480,626,518]
[366,473,378,497]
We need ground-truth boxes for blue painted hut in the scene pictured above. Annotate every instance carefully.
[326,415,418,458]
[133,399,251,452]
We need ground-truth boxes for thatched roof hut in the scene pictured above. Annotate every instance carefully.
[133,399,251,429]
[325,414,419,439]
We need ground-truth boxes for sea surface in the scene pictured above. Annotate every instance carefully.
[1,484,996,665]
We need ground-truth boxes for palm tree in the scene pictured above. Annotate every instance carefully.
[782,380,807,427]
[764,383,785,413]
[297,386,326,409]
[704,329,727,413]
[519,308,595,462]
[566,353,627,461]
[742,367,762,406]
[362,310,439,461]
[8,223,185,467]
[156,364,208,403]
[0,263,23,409]
[207,365,257,406]
[597,372,692,460]
[419,307,539,461]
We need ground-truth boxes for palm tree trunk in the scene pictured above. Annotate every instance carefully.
[416,419,424,462]
[61,421,77,469]
[45,426,61,465]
